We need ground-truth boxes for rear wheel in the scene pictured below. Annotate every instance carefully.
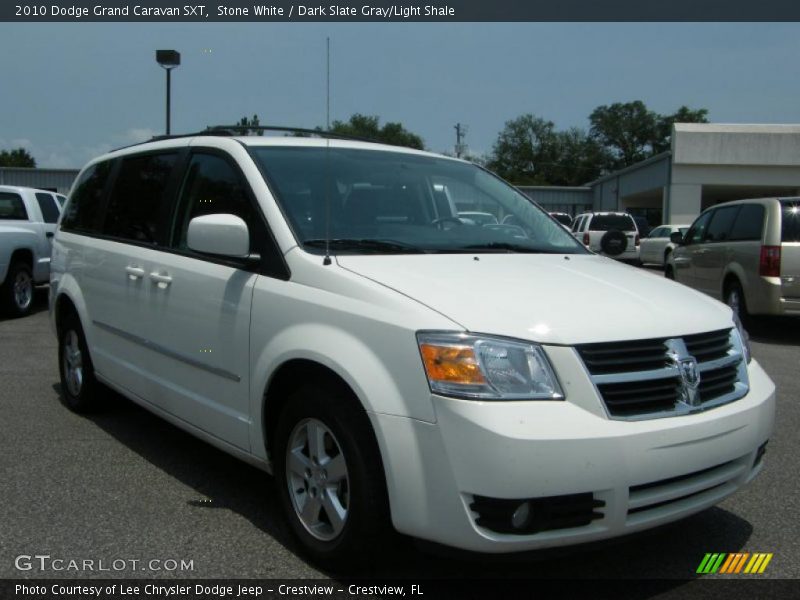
[58,311,99,412]
[665,264,675,280]
[725,280,751,328]
[1,261,34,318]
[274,383,390,571]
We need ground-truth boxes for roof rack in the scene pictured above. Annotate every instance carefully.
[110,125,381,153]
[146,125,378,144]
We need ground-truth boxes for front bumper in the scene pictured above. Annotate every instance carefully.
[370,359,774,553]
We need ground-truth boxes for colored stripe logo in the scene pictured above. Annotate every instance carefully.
[696,553,773,574]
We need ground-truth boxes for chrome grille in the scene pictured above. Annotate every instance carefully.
[577,338,669,374]
[684,329,732,362]
[597,376,682,417]
[577,328,749,420]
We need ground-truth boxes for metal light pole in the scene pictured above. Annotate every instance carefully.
[155,50,181,135]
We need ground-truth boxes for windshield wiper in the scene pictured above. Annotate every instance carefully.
[303,238,428,254]
[456,242,563,253]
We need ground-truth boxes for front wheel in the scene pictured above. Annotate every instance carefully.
[274,383,390,571]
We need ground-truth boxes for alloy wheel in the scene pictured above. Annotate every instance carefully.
[286,418,350,541]
[13,270,32,311]
[62,330,84,397]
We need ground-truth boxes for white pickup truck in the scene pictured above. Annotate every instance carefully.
[0,185,62,317]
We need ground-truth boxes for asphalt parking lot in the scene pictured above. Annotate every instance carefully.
[1,282,799,586]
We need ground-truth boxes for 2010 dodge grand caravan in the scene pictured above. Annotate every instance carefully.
[49,133,775,568]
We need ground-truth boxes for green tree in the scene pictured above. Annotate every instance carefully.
[589,101,658,170]
[234,114,263,136]
[589,101,709,170]
[0,148,36,168]
[487,115,604,186]
[328,114,424,150]
[486,115,559,185]
[652,106,709,154]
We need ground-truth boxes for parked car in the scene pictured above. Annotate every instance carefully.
[549,212,573,228]
[0,185,62,317]
[639,224,690,266]
[571,211,641,262]
[50,133,774,568]
[667,197,800,322]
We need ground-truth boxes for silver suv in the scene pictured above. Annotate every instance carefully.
[667,197,800,321]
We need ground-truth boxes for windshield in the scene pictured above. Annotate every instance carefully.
[252,147,586,255]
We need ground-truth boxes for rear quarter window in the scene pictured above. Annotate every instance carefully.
[781,200,800,242]
[61,161,113,233]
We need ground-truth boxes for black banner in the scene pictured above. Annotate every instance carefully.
[3,579,800,600]
[4,0,800,22]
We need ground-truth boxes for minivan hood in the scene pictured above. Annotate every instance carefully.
[336,254,733,345]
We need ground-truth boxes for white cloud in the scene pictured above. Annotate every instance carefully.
[1,128,160,169]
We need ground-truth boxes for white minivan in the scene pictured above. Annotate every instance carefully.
[50,133,774,568]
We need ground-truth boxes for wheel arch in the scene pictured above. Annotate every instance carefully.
[9,247,34,269]
[52,275,92,344]
[722,264,748,304]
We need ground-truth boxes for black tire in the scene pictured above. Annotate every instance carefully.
[600,230,627,256]
[1,261,34,318]
[663,248,672,267]
[724,280,751,329]
[273,383,390,572]
[665,264,675,280]
[58,311,100,413]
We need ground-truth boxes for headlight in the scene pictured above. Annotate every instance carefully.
[732,313,752,364]
[417,332,564,400]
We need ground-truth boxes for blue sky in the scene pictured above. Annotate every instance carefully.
[2,22,800,168]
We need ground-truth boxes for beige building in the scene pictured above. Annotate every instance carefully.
[589,123,800,226]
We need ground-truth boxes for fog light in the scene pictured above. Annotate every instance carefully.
[511,502,531,529]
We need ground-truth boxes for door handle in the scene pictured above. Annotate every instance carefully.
[149,271,173,288]
[125,265,145,280]
[46,232,54,238]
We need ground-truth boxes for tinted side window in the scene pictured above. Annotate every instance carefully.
[728,204,765,241]
[104,153,178,244]
[172,152,288,279]
[0,192,28,220]
[705,206,741,242]
[649,227,665,238]
[61,161,113,233]
[781,200,800,242]
[35,192,60,223]
[686,211,713,244]
[174,153,259,252]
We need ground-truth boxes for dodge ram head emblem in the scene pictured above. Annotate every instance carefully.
[665,339,702,407]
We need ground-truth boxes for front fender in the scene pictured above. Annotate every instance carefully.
[249,322,435,461]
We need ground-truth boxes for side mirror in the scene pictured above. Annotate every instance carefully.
[187,213,250,258]
[669,231,685,245]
